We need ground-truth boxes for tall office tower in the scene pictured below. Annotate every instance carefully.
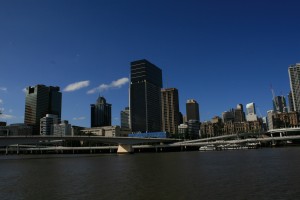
[288,63,300,112]
[246,102,258,121]
[288,92,294,112]
[234,104,246,122]
[186,99,200,121]
[161,88,180,134]
[91,96,111,127]
[130,59,162,132]
[121,107,130,129]
[24,85,62,134]
[273,96,287,113]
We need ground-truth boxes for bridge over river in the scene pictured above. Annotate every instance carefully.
[1,128,300,154]
[0,135,179,153]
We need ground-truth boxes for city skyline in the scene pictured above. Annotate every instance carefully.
[1,1,300,127]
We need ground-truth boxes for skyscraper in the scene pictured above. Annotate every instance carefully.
[161,88,180,135]
[24,85,62,134]
[288,63,300,112]
[91,96,111,127]
[246,102,258,121]
[186,99,199,121]
[130,59,163,132]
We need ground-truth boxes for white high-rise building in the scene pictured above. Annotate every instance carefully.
[40,114,59,135]
[288,63,300,112]
[246,102,258,121]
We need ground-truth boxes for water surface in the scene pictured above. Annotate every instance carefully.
[1,148,300,200]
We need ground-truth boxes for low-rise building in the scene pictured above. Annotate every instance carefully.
[267,111,299,130]
[81,126,129,137]
[178,123,188,139]
[0,123,33,136]
[53,120,72,136]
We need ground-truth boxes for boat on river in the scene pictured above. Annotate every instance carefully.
[199,145,216,151]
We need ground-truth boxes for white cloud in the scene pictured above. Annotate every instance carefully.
[73,116,86,121]
[64,80,90,92]
[0,99,3,104]
[0,87,7,92]
[87,77,129,94]
[0,114,15,119]
[22,88,27,93]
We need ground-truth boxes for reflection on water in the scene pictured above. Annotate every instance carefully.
[1,148,300,200]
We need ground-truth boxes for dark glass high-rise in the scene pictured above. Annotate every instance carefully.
[91,96,111,127]
[24,85,62,134]
[130,59,162,132]
[186,99,199,121]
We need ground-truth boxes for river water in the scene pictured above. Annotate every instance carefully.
[1,147,300,200]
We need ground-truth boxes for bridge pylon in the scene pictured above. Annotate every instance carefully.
[117,144,134,154]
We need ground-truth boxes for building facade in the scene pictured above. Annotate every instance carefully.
[0,124,33,136]
[288,92,295,112]
[222,104,245,123]
[120,107,130,129]
[288,63,300,112]
[81,126,129,137]
[130,59,162,132]
[24,85,62,134]
[40,114,59,135]
[186,99,199,121]
[267,111,299,130]
[246,102,258,122]
[91,96,111,127]
[234,104,246,122]
[161,88,180,135]
[222,109,234,123]
[273,96,287,113]
[187,119,200,139]
[178,123,188,139]
[53,120,72,136]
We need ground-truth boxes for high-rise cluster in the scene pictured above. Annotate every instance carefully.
[265,63,300,130]
[12,60,300,138]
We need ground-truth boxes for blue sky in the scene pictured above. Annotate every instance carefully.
[0,0,300,127]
